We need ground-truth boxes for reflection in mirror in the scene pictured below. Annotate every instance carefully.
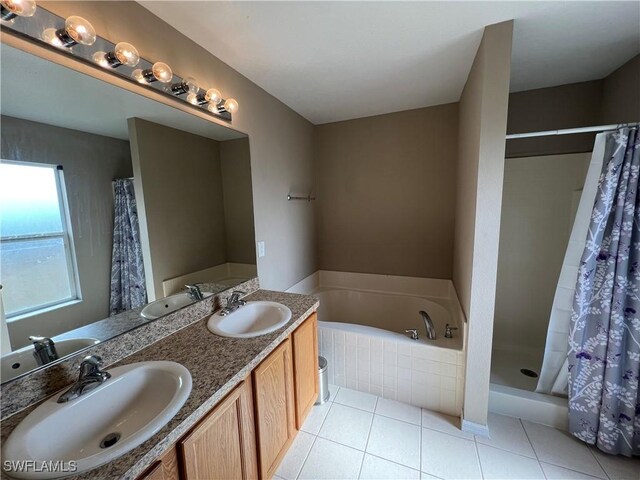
[0,44,256,383]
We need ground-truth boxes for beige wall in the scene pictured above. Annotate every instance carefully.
[41,1,316,292]
[220,138,257,265]
[494,153,590,360]
[1,116,132,348]
[128,118,228,300]
[601,54,640,124]
[315,104,458,278]
[452,21,513,430]
[506,54,640,158]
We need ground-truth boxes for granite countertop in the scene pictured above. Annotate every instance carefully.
[0,290,319,480]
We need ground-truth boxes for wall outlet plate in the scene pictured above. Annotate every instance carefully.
[257,241,266,258]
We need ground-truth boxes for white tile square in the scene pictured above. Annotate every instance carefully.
[375,397,422,425]
[319,403,373,450]
[366,415,421,470]
[398,367,411,381]
[412,357,429,372]
[276,431,315,479]
[522,421,607,478]
[301,402,331,435]
[476,413,536,458]
[335,387,378,412]
[421,428,482,479]
[359,454,420,480]
[477,444,544,479]
[421,409,473,440]
[358,381,371,393]
[399,354,411,368]
[299,437,364,480]
[397,380,412,404]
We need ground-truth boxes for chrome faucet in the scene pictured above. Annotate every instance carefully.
[419,311,437,340]
[220,291,246,315]
[57,355,111,403]
[29,336,58,366]
[405,329,419,340]
[185,284,204,301]
[444,323,458,339]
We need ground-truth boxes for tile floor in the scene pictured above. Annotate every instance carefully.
[276,385,640,480]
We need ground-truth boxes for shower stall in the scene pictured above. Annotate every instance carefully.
[490,127,614,428]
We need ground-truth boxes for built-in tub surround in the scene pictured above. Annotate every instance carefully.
[289,270,466,416]
[0,277,259,419]
[1,290,319,480]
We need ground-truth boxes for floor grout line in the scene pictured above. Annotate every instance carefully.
[294,434,319,480]
[589,446,613,480]
[474,436,486,480]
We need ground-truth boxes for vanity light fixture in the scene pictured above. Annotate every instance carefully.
[42,15,96,48]
[0,0,36,22]
[92,42,140,68]
[2,4,237,122]
[171,77,199,95]
[132,61,172,84]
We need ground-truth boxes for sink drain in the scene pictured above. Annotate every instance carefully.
[520,368,538,378]
[100,432,121,449]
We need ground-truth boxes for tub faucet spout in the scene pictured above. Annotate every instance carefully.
[420,311,436,340]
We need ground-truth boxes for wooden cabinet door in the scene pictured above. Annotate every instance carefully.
[179,378,258,480]
[292,313,319,429]
[137,447,180,480]
[252,338,296,479]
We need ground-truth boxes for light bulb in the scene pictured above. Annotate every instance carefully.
[186,93,199,105]
[207,103,220,114]
[132,69,146,84]
[172,77,198,95]
[223,98,239,114]
[151,62,172,83]
[63,16,96,46]
[204,88,221,105]
[113,42,139,67]
[0,0,36,20]
[42,27,63,48]
[92,51,109,68]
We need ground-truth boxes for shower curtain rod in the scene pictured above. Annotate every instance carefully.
[505,123,636,139]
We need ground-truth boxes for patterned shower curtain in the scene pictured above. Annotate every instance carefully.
[568,126,640,457]
[109,179,147,315]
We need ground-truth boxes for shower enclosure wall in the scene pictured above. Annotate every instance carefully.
[490,151,593,427]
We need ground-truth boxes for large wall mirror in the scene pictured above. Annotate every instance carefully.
[0,43,256,383]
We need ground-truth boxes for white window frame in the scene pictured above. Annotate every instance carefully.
[1,160,82,320]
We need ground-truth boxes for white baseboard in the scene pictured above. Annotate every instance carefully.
[461,418,490,438]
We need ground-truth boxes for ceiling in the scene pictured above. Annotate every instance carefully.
[0,44,245,141]
[140,1,640,125]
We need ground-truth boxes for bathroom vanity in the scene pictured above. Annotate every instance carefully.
[1,290,319,480]
[150,313,319,480]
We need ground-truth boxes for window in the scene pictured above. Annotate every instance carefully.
[0,161,80,319]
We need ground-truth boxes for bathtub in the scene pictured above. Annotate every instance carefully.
[291,271,467,416]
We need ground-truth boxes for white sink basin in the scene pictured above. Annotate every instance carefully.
[1,337,100,382]
[2,361,192,479]
[141,292,212,320]
[207,301,292,338]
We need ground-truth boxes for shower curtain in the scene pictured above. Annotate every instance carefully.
[568,126,640,456]
[109,179,147,315]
